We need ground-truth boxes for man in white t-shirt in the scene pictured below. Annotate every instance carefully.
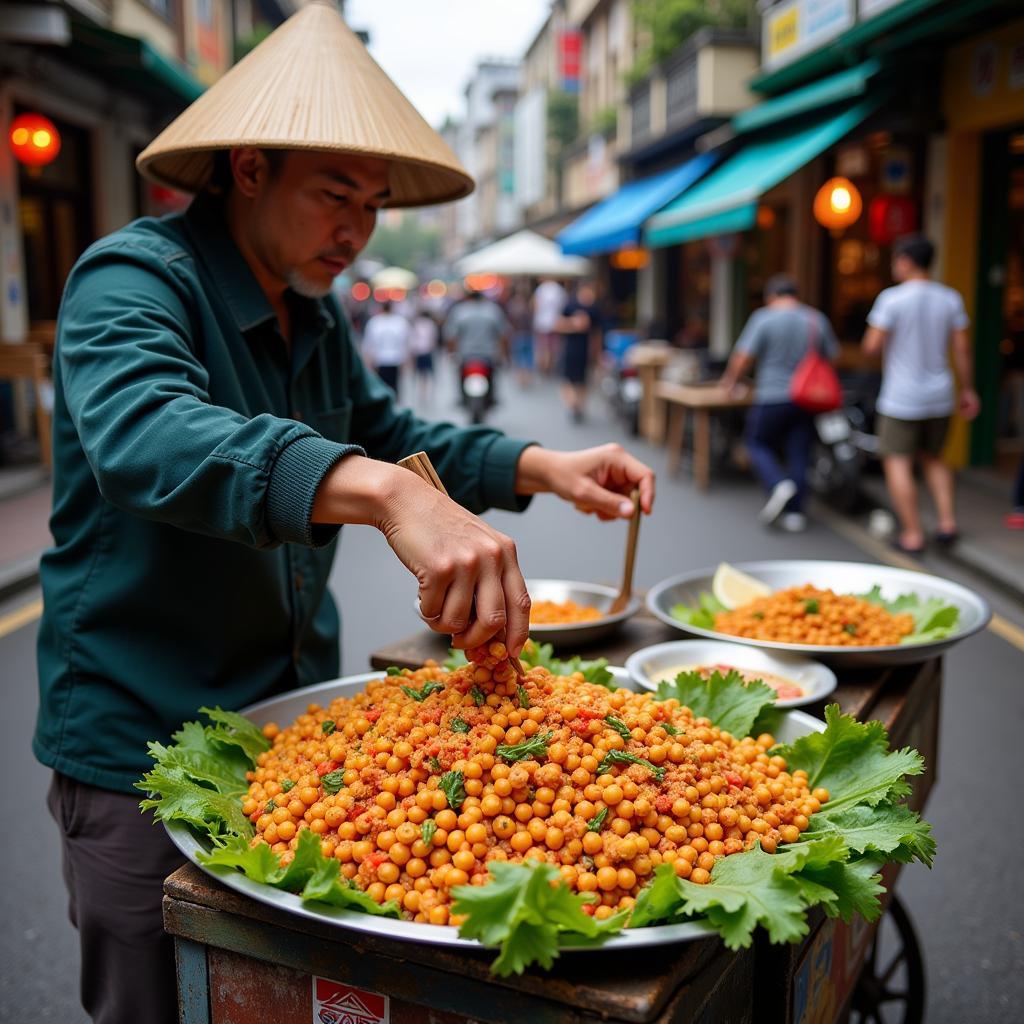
[863,234,980,553]
[361,300,411,396]
[531,278,567,374]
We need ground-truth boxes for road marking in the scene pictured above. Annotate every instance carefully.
[816,505,1024,654]
[0,596,43,640]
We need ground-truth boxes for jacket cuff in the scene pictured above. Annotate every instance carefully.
[480,437,536,513]
[267,435,365,547]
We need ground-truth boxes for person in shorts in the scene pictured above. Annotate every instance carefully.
[557,281,599,423]
[863,234,981,553]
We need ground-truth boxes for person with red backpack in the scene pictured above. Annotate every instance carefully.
[721,274,840,532]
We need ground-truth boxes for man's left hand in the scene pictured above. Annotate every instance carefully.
[515,444,655,521]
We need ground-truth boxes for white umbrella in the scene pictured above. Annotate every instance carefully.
[370,266,419,291]
[457,230,591,278]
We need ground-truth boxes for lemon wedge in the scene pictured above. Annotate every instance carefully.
[711,563,772,610]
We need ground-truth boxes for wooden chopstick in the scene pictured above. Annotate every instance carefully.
[398,452,527,681]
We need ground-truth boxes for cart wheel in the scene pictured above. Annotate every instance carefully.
[850,896,925,1024]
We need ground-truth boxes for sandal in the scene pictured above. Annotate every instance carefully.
[890,538,925,555]
[933,531,960,546]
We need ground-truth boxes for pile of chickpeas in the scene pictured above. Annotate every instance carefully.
[244,643,827,926]
[714,585,915,647]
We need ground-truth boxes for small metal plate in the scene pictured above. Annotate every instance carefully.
[164,669,824,954]
[647,559,991,667]
[526,578,641,650]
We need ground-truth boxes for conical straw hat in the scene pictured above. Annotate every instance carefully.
[136,1,473,207]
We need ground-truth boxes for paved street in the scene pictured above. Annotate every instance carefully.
[2,371,1022,1022]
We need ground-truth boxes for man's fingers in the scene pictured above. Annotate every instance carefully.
[453,572,507,650]
[502,562,531,658]
[573,477,635,519]
[436,569,477,645]
[417,560,455,621]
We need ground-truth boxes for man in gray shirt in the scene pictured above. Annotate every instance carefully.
[443,287,510,364]
[721,274,839,531]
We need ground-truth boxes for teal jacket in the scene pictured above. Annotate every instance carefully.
[34,196,532,794]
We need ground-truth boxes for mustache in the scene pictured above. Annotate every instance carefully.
[317,244,357,262]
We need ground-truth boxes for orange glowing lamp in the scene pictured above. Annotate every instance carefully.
[813,177,862,230]
[9,113,61,167]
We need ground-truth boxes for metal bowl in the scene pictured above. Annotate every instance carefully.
[164,669,825,953]
[625,640,837,708]
[525,578,640,650]
[647,560,991,667]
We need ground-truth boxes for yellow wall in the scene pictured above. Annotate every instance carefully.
[942,18,1024,465]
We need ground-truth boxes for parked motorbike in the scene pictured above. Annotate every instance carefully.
[599,330,642,434]
[807,372,880,511]
[460,359,494,425]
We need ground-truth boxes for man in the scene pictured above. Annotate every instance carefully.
[721,274,839,532]
[442,284,510,378]
[34,8,655,1022]
[863,234,980,553]
[361,299,411,394]
[531,276,567,374]
[556,281,600,423]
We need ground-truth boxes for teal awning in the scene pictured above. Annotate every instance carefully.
[556,152,717,256]
[644,98,881,249]
[733,58,881,136]
[69,21,204,105]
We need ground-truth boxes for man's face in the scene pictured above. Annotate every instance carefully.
[238,149,391,297]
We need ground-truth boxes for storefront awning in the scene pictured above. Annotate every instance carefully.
[556,152,718,256]
[644,97,881,249]
[732,58,882,136]
[69,21,204,106]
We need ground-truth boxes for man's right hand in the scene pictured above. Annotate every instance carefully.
[958,388,981,422]
[312,457,531,654]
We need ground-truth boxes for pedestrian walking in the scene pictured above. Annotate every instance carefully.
[862,233,980,553]
[34,8,656,1022]
[557,281,600,423]
[505,284,534,387]
[531,277,567,374]
[410,305,440,405]
[361,300,411,396]
[721,274,839,532]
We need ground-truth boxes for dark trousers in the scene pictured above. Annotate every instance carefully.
[745,401,815,513]
[376,364,400,393]
[48,772,185,1024]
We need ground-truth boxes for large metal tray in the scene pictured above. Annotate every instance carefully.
[165,668,825,953]
[647,559,991,667]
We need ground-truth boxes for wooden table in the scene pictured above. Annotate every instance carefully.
[655,381,752,490]
[628,343,675,444]
[165,620,940,1023]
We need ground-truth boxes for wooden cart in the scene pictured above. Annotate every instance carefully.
[165,613,939,1024]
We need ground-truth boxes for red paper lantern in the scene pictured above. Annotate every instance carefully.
[868,196,918,246]
[9,112,61,167]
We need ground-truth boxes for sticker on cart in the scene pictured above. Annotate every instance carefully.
[312,977,390,1024]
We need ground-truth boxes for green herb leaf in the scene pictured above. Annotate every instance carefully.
[281,779,295,792]
[586,807,609,832]
[662,721,679,736]
[421,820,437,846]
[517,685,530,709]
[451,861,621,975]
[470,686,486,707]
[386,666,404,676]
[264,799,276,812]
[843,623,858,636]
[495,732,553,763]
[401,681,445,702]
[772,705,925,813]
[597,749,665,782]
[655,668,776,738]
[444,648,470,670]
[799,804,935,866]
[604,716,632,742]
[803,598,820,614]
[669,591,725,630]
[858,587,961,643]
[451,716,470,734]
[429,756,441,773]
[322,720,336,735]
[321,770,346,795]
[439,770,466,811]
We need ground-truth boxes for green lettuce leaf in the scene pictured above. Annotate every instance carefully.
[199,706,271,761]
[451,860,621,975]
[858,587,960,643]
[669,590,725,630]
[773,704,925,812]
[655,668,777,737]
[799,804,936,866]
[137,765,253,838]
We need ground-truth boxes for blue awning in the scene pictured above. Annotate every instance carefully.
[557,151,718,256]
[644,97,882,249]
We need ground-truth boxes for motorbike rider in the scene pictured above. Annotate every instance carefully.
[443,284,511,406]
